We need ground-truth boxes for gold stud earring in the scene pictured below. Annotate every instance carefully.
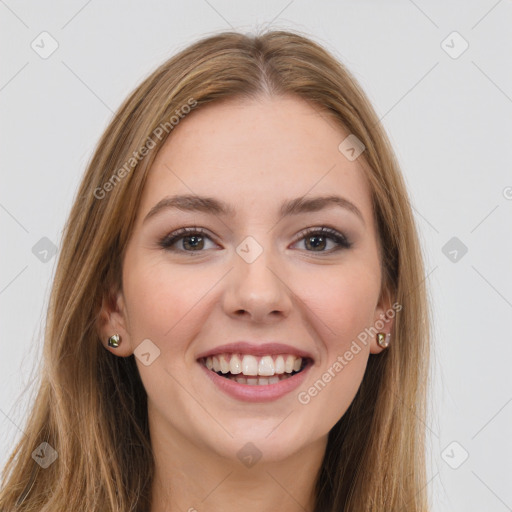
[108,334,121,348]
[377,332,390,348]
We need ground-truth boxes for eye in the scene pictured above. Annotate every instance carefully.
[159,226,352,255]
[159,227,217,253]
[290,227,352,253]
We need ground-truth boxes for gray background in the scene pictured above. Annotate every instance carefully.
[1,1,511,510]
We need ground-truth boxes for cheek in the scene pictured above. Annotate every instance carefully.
[123,256,208,341]
[123,258,224,358]
[294,265,378,429]
[293,257,381,349]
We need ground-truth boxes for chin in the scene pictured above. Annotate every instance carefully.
[207,419,316,463]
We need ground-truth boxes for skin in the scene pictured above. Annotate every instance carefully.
[98,94,394,512]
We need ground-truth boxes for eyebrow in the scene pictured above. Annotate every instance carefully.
[143,193,365,226]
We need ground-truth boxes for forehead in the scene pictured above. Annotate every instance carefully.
[138,95,374,228]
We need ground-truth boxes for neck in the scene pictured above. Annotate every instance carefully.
[148,409,327,512]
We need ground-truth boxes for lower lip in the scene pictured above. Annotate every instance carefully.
[199,361,312,403]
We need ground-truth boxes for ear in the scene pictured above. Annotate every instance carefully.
[96,286,134,357]
[369,284,396,355]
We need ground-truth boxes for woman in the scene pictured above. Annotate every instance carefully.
[0,29,431,511]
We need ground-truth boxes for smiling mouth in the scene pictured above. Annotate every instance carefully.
[198,353,310,385]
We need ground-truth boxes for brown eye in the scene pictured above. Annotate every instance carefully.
[159,228,216,252]
[304,234,328,251]
[292,227,352,253]
[181,234,205,251]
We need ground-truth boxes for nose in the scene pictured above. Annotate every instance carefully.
[222,241,293,323]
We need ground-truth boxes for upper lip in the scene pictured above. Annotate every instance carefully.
[196,341,314,361]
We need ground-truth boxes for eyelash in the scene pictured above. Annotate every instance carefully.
[158,226,353,254]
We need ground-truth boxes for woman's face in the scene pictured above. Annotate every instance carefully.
[102,94,393,462]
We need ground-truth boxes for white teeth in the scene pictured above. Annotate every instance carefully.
[285,355,295,373]
[258,356,275,376]
[226,374,293,385]
[229,354,242,374]
[275,355,285,374]
[203,353,305,377]
[242,355,259,376]
[219,355,230,374]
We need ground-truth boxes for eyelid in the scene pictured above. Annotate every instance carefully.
[292,226,350,244]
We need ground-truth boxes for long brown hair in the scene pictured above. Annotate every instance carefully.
[0,29,431,511]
